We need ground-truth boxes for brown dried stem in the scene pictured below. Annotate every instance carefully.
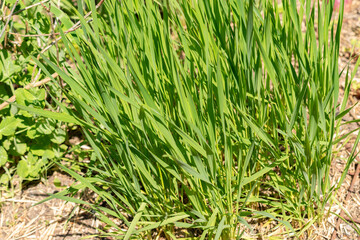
[0,0,19,40]
[0,0,50,21]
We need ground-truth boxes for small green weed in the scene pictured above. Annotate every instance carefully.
[0,0,79,193]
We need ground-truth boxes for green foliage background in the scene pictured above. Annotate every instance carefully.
[0,0,79,191]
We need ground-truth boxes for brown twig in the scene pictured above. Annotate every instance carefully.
[0,0,50,21]
[331,162,360,240]
[0,73,59,110]
[9,0,104,38]
[0,0,105,111]
[40,0,51,12]
[9,23,86,37]
[0,0,19,40]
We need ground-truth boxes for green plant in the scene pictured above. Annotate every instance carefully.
[31,0,360,238]
[0,0,79,192]
[0,87,69,188]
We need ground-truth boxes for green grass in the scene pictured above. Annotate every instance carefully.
[30,0,360,238]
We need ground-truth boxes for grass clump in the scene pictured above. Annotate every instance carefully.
[34,0,359,238]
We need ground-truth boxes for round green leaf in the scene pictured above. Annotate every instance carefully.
[26,128,38,139]
[51,128,66,144]
[0,117,20,136]
[17,160,29,178]
[10,142,27,156]
[0,147,7,166]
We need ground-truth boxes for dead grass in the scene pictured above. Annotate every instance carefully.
[0,172,105,240]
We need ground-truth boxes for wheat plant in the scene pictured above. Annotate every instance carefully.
[25,0,360,238]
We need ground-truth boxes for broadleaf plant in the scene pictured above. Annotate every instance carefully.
[0,0,82,193]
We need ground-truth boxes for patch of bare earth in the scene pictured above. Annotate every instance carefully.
[314,1,360,239]
[0,172,106,240]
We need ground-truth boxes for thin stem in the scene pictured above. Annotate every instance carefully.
[0,0,19,40]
